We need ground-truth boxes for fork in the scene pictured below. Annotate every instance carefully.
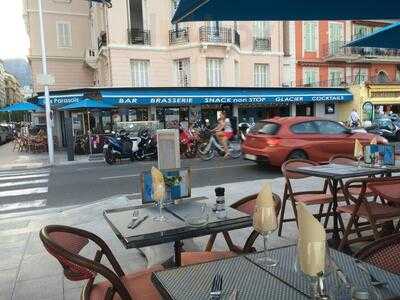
[127,210,139,228]
[355,260,387,287]
[210,274,223,299]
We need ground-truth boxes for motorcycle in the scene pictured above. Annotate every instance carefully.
[103,130,141,165]
[197,128,241,161]
[134,128,158,161]
[179,124,200,158]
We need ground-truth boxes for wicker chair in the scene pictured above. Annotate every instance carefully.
[180,192,281,266]
[278,159,335,236]
[338,177,400,251]
[355,233,400,275]
[40,225,162,300]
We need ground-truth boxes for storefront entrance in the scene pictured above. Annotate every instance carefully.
[296,104,315,116]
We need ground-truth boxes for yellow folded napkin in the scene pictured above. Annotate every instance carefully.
[297,203,326,277]
[151,167,165,202]
[371,137,377,145]
[253,183,277,233]
[256,183,275,208]
[354,139,363,158]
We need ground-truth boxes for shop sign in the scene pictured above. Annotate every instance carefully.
[38,94,82,107]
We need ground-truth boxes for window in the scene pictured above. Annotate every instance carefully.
[303,68,319,87]
[353,68,368,84]
[251,122,280,135]
[206,58,223,87]
[314,120,347,134]
[174,58,190,87]
[303,21,317,52]
[56,22,72,48]
[328,68,345,87]
[328,22,344,55]
[131,60,149,87]
[234,61,240,86]
[253,21,270,39]
[254,64,269,87]
[291,121,318,134]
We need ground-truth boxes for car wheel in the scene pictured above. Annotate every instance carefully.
[287,150,308,161]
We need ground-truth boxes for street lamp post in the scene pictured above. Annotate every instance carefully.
[37,0,54,165]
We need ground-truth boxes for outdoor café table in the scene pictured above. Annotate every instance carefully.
[103,198,252,266]
[286,163,387,249]
[152,245,400,300]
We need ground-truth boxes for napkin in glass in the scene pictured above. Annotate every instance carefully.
[354,139,363,158]
[151,167,165,202]
[297,203,326,277]
[254,183,277,232]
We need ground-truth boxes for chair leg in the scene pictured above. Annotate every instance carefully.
[339,213,356,251]
[317,204,324,222]
[278,192,288,237]
[323,202,332,228]
[205,233,217,251]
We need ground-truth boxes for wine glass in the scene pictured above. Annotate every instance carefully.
[294,242,333,299]
[153,182,166,222]
[253,205,278,267]
[355,153,363,168]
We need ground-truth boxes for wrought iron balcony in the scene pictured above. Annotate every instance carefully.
[97,32,107,50]
[297,75,400,88]
[169,28,189,45]
[128,28,151,45]
[253,37,271,51]
[322,40,400,62]
[234,30,240,47]
[199,26,232,44]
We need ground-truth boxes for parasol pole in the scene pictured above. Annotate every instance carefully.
[87,110,92,155]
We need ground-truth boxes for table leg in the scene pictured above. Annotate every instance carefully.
[328,178,341,249]
[174,240,183,267]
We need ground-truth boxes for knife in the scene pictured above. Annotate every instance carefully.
[129,215,148,230]
[332,259,351,288]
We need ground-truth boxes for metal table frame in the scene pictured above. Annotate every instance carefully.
[104,203,252,266]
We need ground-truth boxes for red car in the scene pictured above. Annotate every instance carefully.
[242,117,387,167]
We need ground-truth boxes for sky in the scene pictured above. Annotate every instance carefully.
[0,0,30,59]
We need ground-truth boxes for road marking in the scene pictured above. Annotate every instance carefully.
[0,179,49,188]
[0,173,49,181]
[0,187,48,198]
[0,199,47,212]
[0,169,50,178]
[99,162,255,180]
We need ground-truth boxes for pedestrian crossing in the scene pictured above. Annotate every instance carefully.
[0,168,50,213]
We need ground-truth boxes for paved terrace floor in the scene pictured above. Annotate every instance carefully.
[0,175,361,300]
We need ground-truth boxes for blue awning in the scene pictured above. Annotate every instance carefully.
[0,102,43,112]
[101,87,353,106]
[346,22,400,49]
[37,93,84,107]
[60,99,114,110]
[172,0,400,23]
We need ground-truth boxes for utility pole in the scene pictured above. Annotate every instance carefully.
[37,0,54,165]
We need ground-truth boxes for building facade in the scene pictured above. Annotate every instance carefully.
[295,20,400,90]
[4,73,23,105]
[0,60,6,107]
[23,0,95,93]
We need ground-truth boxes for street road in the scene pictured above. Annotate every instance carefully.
[0,158,281,215]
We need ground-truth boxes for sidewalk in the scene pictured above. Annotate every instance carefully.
[0,142,103,170]
[0,175,332,300]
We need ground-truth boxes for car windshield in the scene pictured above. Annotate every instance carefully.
[251,121,280,135]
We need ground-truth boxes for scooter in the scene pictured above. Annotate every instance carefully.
[103,130,141,165]
[197,129,241,161]
[134,128,158,161]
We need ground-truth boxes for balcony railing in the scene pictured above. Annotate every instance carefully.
[128,28,151,45]
[97,32,107,50]
[297,75,400,88]
[169,28,189,45]
[199,26,232,44]
[322,40,400,60]
[253,37,271,51]
[234,30,240,47]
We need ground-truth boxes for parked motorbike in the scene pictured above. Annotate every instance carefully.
[365,117,400,141]
[179,124,200,158]
[103,130,141,165]
[197,128,241,160]
[134,128,158,161]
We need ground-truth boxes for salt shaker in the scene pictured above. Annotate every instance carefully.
[215,187,227,219]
